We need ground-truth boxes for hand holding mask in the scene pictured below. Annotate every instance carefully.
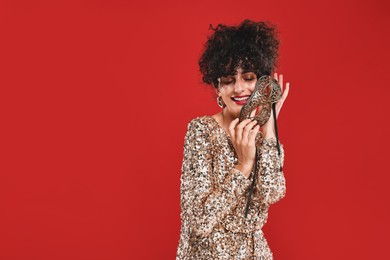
[240,75,283,218]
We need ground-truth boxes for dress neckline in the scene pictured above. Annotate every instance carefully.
[205,115,232,141]
[205,115,264,146]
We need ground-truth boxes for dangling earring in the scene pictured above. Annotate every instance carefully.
[217,96,225,108]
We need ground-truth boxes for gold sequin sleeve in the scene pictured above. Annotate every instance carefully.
[180,119,252,238]
[255,137,286,205]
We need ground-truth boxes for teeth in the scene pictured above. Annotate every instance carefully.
[232,97,249,101]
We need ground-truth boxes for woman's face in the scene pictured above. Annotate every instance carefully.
[217,67,257,118]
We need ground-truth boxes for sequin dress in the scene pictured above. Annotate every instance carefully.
[176,115,286,260]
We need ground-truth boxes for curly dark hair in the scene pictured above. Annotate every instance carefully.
[198,19,280,88]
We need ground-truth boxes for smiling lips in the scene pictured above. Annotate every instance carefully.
[231,95,250,101]
[231,95,250,105]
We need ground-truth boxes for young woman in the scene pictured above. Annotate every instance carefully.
[176,19,290,259]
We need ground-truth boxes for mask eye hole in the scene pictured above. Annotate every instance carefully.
[264,84,271,96]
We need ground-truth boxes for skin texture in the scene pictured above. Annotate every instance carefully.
[212,69,290,178]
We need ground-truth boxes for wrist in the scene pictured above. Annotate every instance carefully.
[262,125,276,139]
[235,162,253,179]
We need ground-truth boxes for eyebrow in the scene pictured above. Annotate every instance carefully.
[242,70,255,74]
[223,71,255,77]
[221,71,255,79]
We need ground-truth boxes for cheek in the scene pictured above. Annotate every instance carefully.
[248,84,256,94]
[219,89,232,98]
[248,79,257,89]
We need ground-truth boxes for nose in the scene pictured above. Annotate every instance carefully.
[233,78,245,94]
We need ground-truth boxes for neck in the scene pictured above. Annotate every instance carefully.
[220,108,238,131]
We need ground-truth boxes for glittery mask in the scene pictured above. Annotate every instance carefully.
[238,75,282,125]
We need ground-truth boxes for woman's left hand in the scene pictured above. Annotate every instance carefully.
[261,73,290,136]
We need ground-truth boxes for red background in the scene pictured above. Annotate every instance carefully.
[1,0,389,259]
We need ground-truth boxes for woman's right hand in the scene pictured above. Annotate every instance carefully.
[228,112,260,178]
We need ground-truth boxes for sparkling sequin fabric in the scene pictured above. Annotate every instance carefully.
[176,115,286,260]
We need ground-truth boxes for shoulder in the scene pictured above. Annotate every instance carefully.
[185,115,215,132]
[183,115,217,145]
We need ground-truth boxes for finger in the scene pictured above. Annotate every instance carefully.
[273,72,278,81]
[252,108,260,127]
[236,118,252,143]
[237,118,253,127]
[249,125,260,144]
[280,82,289,103]
[284,82,290,99]
[250,108,256,119]
[279,74,283,89]
[228,118,240,141]
[242,120,258,142]
[276,83,290,116]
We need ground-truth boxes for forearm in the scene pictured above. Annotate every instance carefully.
[262,124,276,140]
[256,138,286,204]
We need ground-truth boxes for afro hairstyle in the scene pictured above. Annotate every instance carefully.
[198,19,280,89]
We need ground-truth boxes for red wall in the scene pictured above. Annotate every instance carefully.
[1,0,389,259]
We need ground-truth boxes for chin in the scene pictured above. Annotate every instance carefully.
[225,105,241,117]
